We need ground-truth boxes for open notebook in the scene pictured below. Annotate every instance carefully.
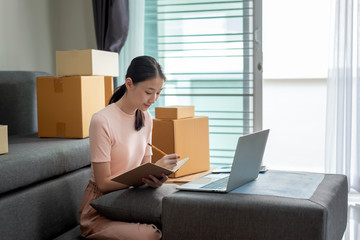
[111,157,189,187]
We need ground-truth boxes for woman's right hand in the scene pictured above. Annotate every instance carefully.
[155,154,181,170]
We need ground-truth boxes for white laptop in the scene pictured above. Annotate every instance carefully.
[176,129,270,193]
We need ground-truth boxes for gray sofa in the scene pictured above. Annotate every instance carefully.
[0,71,89,240]
[0,71,348,240]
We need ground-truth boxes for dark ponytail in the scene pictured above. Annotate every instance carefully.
[135,109,144,131]
[109,56,165,131]
[108,84,126,105]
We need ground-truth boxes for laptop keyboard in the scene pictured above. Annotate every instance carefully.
[201,176,230,190]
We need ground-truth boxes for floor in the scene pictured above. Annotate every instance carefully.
[343,192,360,240]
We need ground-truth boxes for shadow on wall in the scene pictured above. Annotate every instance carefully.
[0,0,97,75]
[47,0,97,75]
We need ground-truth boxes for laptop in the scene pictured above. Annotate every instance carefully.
[176,129,270,193]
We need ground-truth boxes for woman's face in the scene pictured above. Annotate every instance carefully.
[127,76,164,111]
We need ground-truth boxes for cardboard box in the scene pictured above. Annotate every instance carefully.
[36,76,105,138]
[155,106,195,120]
[104,76,114,106]
[0,125,8,154]
[56,49,119,77]
[152,116,210,177]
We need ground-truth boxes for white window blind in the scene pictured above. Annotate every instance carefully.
[144,0,262,165]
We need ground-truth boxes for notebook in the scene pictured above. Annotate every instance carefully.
[176,129,269,193]
[111,157,189,187]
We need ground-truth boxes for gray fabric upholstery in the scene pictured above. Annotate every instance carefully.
[0,167,91,240]
[53,226,85,240]
[162,174,348,240]
[231,170,325,198]
[0,71,51,136]
[310,174,348,240]
[91,184,178,226]
[0,134,90,194]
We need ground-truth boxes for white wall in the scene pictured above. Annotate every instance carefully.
[0,0,96,75]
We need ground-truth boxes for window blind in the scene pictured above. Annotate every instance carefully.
[144,0,262,165]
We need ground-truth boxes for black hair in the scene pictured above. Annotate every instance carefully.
[109,56,166,131]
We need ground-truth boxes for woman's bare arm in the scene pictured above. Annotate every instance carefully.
[93,162,129,194]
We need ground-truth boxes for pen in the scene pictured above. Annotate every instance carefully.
[147,143,167,156]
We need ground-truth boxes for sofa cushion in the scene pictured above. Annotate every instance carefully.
[0,71,51,136]
[0,134,90,194]
[0,167,91,240]
[53,225,85,240]
[91,184,178,225]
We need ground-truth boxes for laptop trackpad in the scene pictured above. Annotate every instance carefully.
[190,174,228,185]
[190,177,213,185]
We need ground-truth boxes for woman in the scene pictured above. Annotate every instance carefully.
[79,56,180,240]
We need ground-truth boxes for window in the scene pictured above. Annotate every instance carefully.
[144,0,262,165]
[262,0,331,172]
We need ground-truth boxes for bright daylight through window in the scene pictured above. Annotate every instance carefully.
[144,0,261,166]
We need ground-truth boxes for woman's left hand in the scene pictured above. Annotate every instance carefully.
[142,173,168,188]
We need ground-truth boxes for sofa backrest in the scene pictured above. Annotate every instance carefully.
[0,71,51,136]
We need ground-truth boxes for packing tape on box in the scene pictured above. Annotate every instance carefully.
[56,122,66,138]
[54,78,63,93]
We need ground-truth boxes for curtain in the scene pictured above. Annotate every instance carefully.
[326,0,360,192]
[92,0,129,86]
[118,0,145,87]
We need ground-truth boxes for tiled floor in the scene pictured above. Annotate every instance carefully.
[343,192,360,240]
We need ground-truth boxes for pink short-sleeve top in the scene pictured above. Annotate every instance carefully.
[89,103,153,180]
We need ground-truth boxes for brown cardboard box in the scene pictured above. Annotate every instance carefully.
[56,49,119,77]
[155,106,195,119]
[152,116,210,177]
[0,125,8,154]
[36,76,105,138]
[104,76,114,106]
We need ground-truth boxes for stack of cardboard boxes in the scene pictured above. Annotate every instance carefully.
[36,49,118,138]
[152,106,210,177]
[0,125,8,154]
